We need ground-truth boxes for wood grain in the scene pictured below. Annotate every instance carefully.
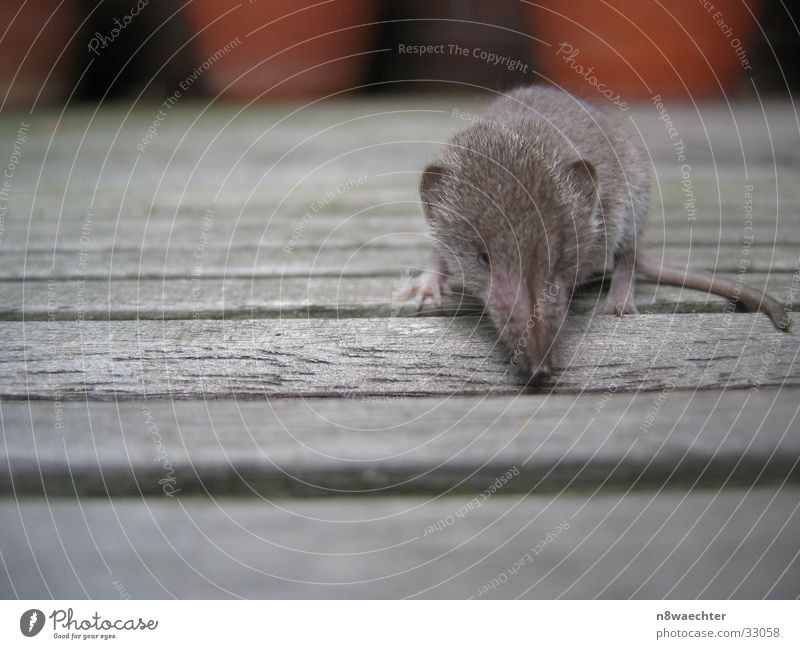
[0,314,796,400]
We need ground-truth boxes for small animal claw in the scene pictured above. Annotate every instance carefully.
[598,298,639,317]
[397,270,445,311]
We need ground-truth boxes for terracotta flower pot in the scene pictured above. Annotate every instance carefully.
[527,0,762,101]
[185,0,376,100]
[0,0,80,109]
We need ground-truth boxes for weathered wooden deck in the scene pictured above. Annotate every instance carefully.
[1,95,799,598]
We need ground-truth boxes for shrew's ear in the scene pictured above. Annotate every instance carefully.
[420,163,448,223]
[566,159,598,208]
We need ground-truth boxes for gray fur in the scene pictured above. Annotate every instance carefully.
[409,85,787,382]
[417,86,650,379]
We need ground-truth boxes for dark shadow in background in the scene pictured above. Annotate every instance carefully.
[363,0,533,93]
[79,0,204,101]
[74,0,799,103]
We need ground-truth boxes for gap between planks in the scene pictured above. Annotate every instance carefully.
[0,273,796,321]
[2,388,798,498]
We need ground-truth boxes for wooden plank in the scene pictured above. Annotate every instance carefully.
[4,188,796,219]
[0,314,796,399]
[1,489,798,598]
[2,244,798,280]
[3,169,794,237]
[3,111,799,212]
[7,181,793,229]
[5,212,800,253]
[4,178,797,232]
[0,273,796,321]
[4,99,800,166]
[2,388,798,497]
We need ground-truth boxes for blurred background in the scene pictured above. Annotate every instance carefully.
[1,0,798,111]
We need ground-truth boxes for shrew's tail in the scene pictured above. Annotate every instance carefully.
[635,254,792,331]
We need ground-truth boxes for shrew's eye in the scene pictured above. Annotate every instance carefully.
[477,250,490,268]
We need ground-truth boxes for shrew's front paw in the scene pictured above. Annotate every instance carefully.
[396,270,447,310]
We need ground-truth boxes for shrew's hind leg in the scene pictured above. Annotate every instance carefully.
[597,251,639,316]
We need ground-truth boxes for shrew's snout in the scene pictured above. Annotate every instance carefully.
[490,275,564,383]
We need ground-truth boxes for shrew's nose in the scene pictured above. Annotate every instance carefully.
[530,358,552,382]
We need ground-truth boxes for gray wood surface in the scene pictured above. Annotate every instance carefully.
[2,96,799,599]
[2,244,799,280]
[2,489,798,598]
[2,389,797,497]
[0,273,796,321]
[4,207,800,252]
[1,314,796,399]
